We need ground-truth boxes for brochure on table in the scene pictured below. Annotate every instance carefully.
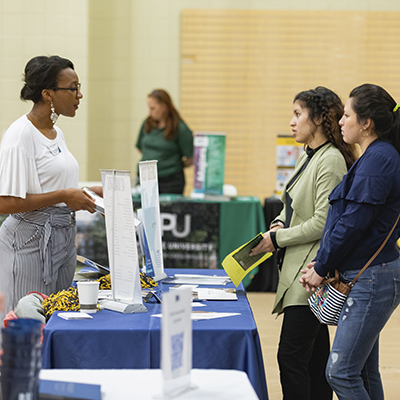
[162,274,231,286]
[160,287,194,398]
[170,285,237,301]
[153,310,241,321]
[222,233,272,287]
[139,160,166,281]
[100,169,147,314]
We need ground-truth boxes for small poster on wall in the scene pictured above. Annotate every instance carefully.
[276,168,295,194]
[276,135,304,195]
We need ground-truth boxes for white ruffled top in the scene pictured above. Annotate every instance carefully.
[0,115,79,202]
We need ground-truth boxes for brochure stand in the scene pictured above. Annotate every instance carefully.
[100,169,147,314]
[138,161,167,281]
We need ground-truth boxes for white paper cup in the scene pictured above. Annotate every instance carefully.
[77,281,100,313]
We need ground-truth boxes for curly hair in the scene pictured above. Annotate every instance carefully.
[294,86,358,169]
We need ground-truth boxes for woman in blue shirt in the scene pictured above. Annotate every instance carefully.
[300,84,400,400]
[251,87,357,400]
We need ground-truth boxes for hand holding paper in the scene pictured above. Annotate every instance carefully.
[83,187,105,215]
[249,232,275,255]
[222,233,272,287]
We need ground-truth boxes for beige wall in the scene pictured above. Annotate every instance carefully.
[180,9,400,198]
[87,0,134,180]
[1,0,400,188]
[0,0,89,177]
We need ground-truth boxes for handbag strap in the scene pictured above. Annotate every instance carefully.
[348,213,400,288]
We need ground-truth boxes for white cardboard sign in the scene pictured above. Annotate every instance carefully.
[161,288,193,398]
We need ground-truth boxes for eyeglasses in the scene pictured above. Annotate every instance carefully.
[52,83,82,94]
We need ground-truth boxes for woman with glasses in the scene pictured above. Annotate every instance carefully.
[0,55,101,319]
[136,89,193,194]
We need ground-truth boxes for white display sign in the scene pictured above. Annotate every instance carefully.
[139,161,166,281]
[100,169,147,314]
[161,288,193,398]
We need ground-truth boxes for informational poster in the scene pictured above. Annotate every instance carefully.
[161,288,193,398]
[192,132,226,197]
[276,168,295,194]
[139,161,166,281]
[100,169,146,313]
[276,135,304,195]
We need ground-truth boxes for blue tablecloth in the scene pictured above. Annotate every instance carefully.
[42,269,268,400]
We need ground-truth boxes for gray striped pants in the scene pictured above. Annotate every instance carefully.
[0,206,77,321]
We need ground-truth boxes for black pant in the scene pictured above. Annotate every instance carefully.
[278,305,332,400]
[158,169,185,194]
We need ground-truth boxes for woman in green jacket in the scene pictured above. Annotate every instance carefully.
[251,87,357,400]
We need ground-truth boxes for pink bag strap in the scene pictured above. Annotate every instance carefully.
[348,213,400,288]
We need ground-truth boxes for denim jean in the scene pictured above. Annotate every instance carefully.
[326,258,400,400]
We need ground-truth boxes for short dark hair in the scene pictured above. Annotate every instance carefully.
[20,55,74,103]
[349,83,400,154]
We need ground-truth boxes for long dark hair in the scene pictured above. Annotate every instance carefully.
[145,89,182,140]
[20,55,74,103]
[349,83,400,155]
[294,86,358,169]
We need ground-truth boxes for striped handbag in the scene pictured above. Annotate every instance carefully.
[308,270,351,325]
[308,214,400,326]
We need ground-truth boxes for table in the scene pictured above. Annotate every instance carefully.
[39,369,259,400]
[76,195,266,287]
[41,269,268,400]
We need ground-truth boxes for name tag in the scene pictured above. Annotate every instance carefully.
[49,143,61,156]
